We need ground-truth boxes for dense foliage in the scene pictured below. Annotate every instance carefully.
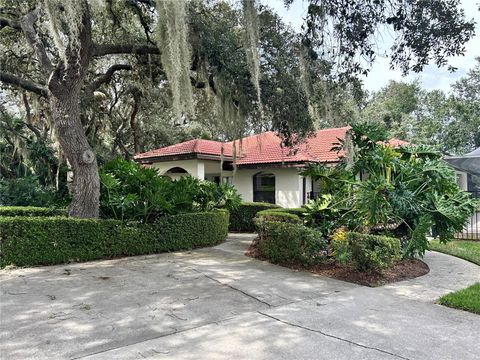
[255,209,302,224]
[298,0,475,77]
[0,210,229,268]
[228,201,280,232]
[0,206,66,217]
[1,0,474,217]
[0,176,67,207]
[302,123,478,258]
[360,61,480,155]
[100,159,241,222]
[345,232,401,272]
[256,220,327,267]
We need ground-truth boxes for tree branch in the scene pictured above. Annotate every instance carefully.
[20,9,54,75]
[90,64,132,91]
[93,44,160,57]
[0,72,47,97]
[0,15,21,30]
[128,1,155,45]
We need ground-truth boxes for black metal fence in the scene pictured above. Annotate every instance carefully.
[455,190,480,240]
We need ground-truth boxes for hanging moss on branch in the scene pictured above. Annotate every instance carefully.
[298,45,320,123]
[42,0,85,65]
[156,0,195,122]
[242,0,262,112]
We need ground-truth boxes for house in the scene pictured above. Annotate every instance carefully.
[444,147,480,192]
[134,126,407,208]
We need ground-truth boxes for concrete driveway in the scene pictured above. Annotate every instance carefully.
[1,234,479,360]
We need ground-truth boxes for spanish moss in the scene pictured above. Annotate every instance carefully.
[242,0,262,112]
[156,0,194,122]
[42,0,84,65]
[298,46,320,123]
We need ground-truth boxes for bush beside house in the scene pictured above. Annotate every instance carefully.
[250,124,478,278]
[255,220,327,266]
[0,160,238,268]
[229,202,280,232]
[0,210,229,268]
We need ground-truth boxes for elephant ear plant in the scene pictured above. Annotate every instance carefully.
[302,123,478,259]
[99,158,242,223]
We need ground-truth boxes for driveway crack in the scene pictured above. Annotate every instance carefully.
[70,317,236,359]
[189,267,272,308]
[258,312,411,360]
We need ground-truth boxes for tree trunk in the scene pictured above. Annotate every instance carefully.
[130,88,142,154]
[49,88,100,218]
[47,1,99,218]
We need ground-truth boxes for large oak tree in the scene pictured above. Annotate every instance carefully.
[0,1,159,217]
[0,0,476,217]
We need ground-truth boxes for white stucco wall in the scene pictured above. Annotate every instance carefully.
[233,167,304,208]
[151,159,224,180]
[150,159,306,207]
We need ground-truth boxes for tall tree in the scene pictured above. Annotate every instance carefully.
[1,0,476,217]
[296,0,475,77]
[0,1,159,217]
[361,80,421,139]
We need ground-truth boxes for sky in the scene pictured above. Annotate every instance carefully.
[269,0,480,93]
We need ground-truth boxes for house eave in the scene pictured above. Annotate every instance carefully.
[235,160,333,169]
[134,153,234,164]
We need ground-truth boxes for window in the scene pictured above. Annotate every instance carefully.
[253,172,275,204]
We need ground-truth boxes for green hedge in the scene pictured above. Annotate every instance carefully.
[347,232,401,272]
[255,209,302,224]
[265,207,307,218]
[256,220,327,266]
[0,206,67,217]
[0,210,229,268]
[229,202,280,232]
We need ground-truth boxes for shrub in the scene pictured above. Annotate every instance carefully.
[100,158,241,222]
[255,209,302,224]
[347,232,401,272]
[0,206,67,217]
[256,221,327,266]
[330,228,351,265]
[265,207,307,218]
[0,210,229,268]
[302,124,478,258]
[0,177,67,207]
[229,202,280,232]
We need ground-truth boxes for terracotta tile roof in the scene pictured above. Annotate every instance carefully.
[134,126,407,166]
[134,139,233,160]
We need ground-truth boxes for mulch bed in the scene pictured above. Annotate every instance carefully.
[246,241,429,287]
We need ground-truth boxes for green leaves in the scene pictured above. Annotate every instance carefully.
[0,211,229,268]
[304,122,477,259]
[99,158,242,222]
[347,232,401,272]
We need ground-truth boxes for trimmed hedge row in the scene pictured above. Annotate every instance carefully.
[0,206,67,217]
[255,209,302,224]
[0,210,229,268]
[229,202,280,232]
[265,207,307,218]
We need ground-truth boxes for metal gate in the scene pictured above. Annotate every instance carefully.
[455,191,480,240]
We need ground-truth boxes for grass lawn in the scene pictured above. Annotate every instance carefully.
[429,240,480,266]
[438,283,480,315]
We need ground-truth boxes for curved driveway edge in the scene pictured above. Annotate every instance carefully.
[1,233,479,359]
